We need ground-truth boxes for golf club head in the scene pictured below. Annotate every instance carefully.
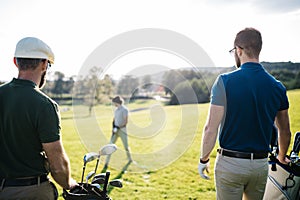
[84,152,99,164]
[86,171,96,183]
[292,132,300,155]
[93,173,106,181]
[109,179,123,188]
[99,144,117,156]
[92,177,106,185]
[290,152,299,164]
[91,183,101,189]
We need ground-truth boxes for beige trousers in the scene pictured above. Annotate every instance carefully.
[0,181,57,200]
[105,129,132,166]
[215,154,268,200]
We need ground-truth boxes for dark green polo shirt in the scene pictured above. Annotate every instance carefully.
[0,78,61,178]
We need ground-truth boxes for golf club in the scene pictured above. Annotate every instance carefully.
[93,173,106,181]
[94,144,118,174]
[91,177,106,185]
[81,152,99,183]
[91,183,101,189]
[86,171,96,184]
[63,149,123,200]
[292,132,300,155]
[270,125,278,171]
[290,152,299,164]
[109,179,123,188]
[290,132,300,164]
[103,171,110,194]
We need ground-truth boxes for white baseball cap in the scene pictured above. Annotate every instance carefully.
[14,37,55,64]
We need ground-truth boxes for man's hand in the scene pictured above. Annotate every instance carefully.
[112,120,120,133]
[66,178,78,190]
[113,127,117,133]
[277,155,290,165]
[198,159,210,180]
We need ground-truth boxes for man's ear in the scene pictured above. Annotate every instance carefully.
[41,60,47,72]
[13,57,18,68]
[236,47,243,57]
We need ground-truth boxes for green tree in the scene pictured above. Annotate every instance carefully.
[162,70,185,95]
[141,75,152,91]
[72,66,115,115]
[169,78,210,105]
[52,71,65,97]
[97,74,115,104]
[117,75,139,97]
[191,78,210,103]
[294,71,300,89]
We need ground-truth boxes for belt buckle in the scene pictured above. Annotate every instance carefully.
[217,148,224,155]
[37,176,41,186]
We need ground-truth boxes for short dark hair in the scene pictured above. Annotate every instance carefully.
[16,58,46,70]
[234,28,262,59]
[112,96,124,105]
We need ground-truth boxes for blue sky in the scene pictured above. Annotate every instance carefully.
[1,0,300,81]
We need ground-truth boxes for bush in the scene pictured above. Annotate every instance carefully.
[169,78,210,105]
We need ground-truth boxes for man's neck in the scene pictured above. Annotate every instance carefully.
[18,70,40,86]
[241,57,259,65]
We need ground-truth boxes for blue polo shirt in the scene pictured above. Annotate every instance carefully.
[211,62,289,153]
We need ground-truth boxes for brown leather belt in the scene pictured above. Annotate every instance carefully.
[217,148,268,159]
[0,174,48,187]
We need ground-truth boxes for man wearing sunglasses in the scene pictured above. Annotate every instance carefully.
[0,37,77,199]
[198,28,291,199]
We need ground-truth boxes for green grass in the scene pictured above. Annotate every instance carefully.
[56,89,300,199]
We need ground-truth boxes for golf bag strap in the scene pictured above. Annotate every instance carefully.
[283,174,296,190]
[268,175,292,200]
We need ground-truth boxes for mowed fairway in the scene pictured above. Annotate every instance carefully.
[56,89,300,200]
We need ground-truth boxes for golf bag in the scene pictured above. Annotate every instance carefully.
[62,183,110,200]
[263,130,300,200]
[63,144,120,200]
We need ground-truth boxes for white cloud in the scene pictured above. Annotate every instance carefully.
[204,0,300,13]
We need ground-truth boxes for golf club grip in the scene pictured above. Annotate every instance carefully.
[292,132,300,154]
[81,166,86,183]
[271,163,277,171]
[103,171,110,193]
[271,125,278,146]
[94,158,99,174]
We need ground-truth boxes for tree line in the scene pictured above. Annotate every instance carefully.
[262,62,300,89]
[1,62,299,106]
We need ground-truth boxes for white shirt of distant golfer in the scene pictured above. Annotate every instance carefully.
[114,104,128,133]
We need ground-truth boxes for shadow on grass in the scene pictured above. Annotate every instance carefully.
[61,114,92,120]
[100,161,132,195]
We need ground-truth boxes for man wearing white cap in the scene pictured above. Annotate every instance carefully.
[0,37,77,199]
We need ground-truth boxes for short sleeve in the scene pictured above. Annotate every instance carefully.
[278,84,289,111]
[211,75,226,106]
[123,107,129,118]
[37,100,61,143]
